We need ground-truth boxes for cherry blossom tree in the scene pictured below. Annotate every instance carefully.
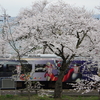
[0,7,12,56]
[10,0,100,98]
[8,0,49,57]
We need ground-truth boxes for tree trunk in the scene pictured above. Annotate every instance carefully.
[54,61,67,98]
[54,70,65,98]
[54,54,75,98]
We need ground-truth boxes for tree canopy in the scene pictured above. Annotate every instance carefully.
[10,0,100,60]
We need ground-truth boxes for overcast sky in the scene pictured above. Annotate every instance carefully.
[0,0,100,17]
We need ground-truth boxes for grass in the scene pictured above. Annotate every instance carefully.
[0,94,99,100]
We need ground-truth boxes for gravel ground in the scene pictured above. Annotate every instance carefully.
[0,89,99,96]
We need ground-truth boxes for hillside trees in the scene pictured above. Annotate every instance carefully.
[11,0,100,98]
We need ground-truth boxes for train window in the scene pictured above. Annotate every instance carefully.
[0,64,3,72]
[6,64,16,72]
[35,64,46,72]
[22,64,32,72]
